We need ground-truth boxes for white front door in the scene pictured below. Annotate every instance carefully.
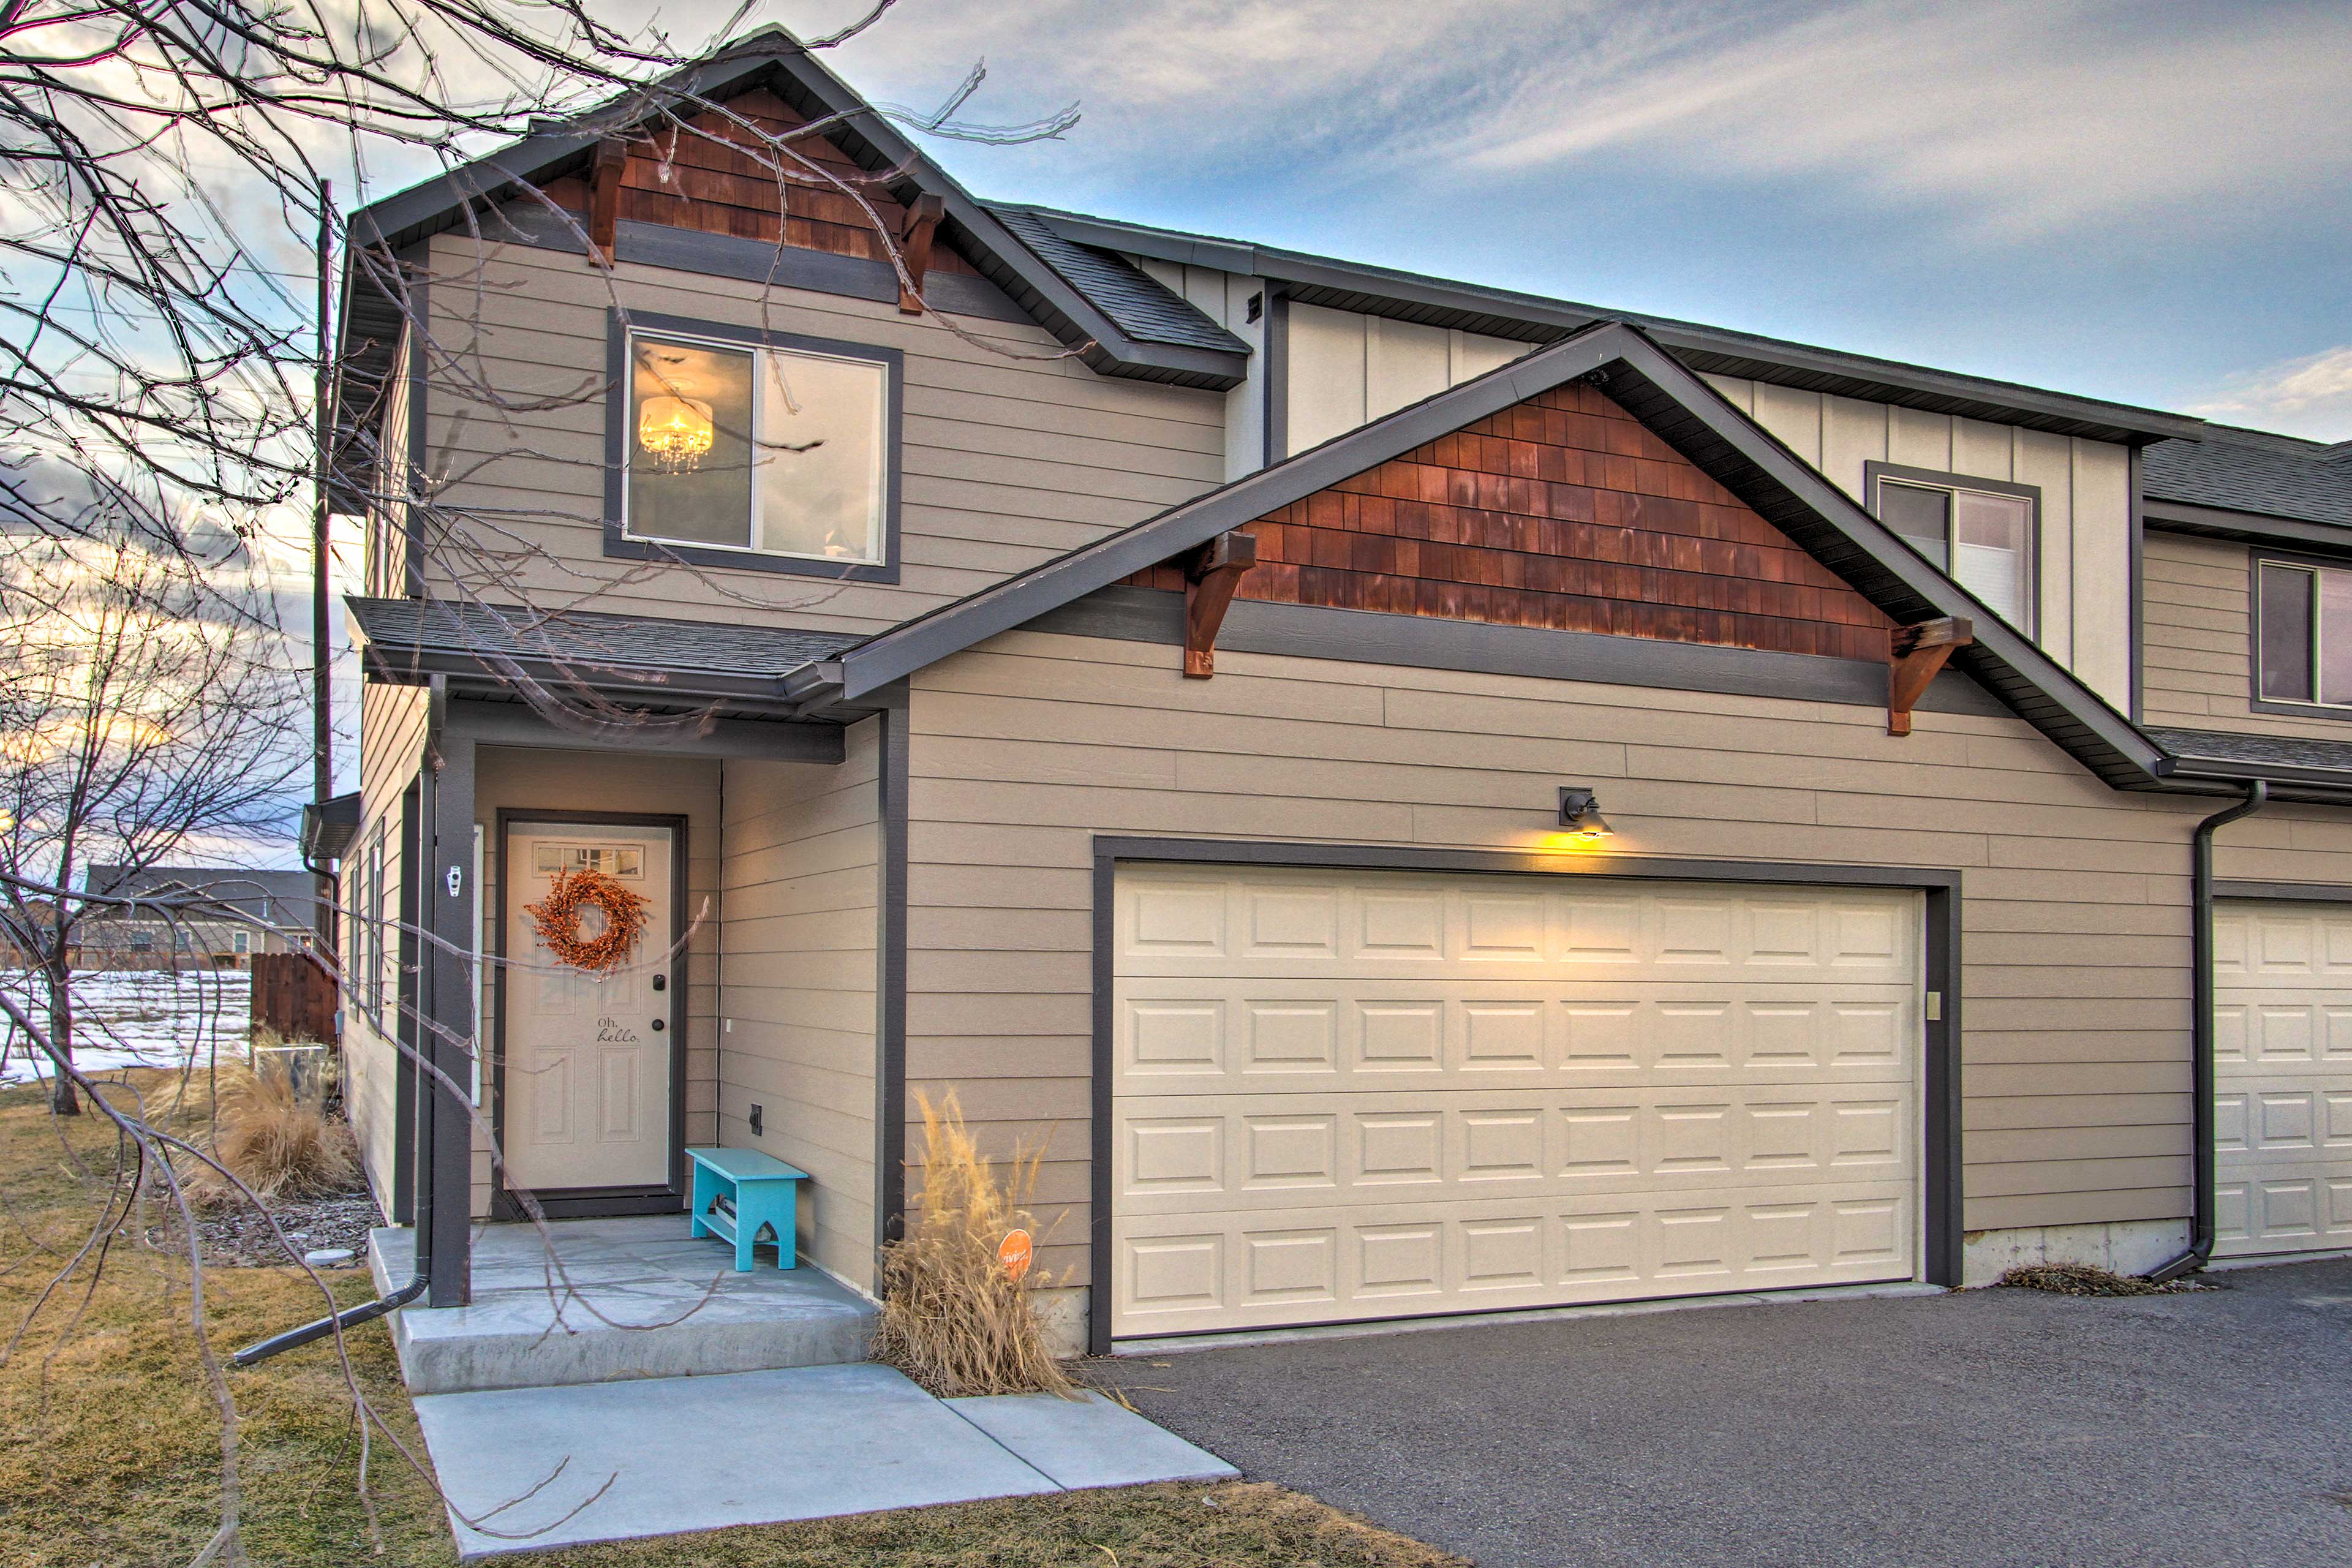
[504,823,676,1194]
[2214,900,2352,1258]
[1110,864,1926,1339]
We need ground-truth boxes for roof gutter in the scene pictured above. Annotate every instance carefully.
[2151,780,2269,1284]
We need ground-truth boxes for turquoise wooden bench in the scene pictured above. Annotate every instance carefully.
[684,1147,809,1272]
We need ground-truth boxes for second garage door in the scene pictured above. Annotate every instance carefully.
[2214,900,2352,1259]
[1111,864,1926,1338]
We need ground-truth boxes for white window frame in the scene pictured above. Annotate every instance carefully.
[1865,462,2041,638]
[618,325,892,569]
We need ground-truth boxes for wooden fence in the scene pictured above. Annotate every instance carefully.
[251,952,338,1044]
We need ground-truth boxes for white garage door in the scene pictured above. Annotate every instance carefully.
[1111,864,1926,1338]
[2214,901,2352,1259]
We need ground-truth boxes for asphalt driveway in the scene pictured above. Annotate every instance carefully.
[1093,1260,2352,1568]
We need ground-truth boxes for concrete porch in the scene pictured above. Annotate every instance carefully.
[371,1215,876,1394]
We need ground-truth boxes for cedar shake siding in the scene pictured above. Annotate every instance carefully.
[1126,383,1895,663]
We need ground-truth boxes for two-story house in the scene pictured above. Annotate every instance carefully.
[314,26,2352,1355]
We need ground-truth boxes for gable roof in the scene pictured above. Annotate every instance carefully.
[786,320,2168,790]
[336,27,1247,407]
[85,867,325,935]
[2143,423,2352,532]
[1003,203,2207,448]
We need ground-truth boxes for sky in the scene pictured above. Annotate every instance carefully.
[788,0,2352,437]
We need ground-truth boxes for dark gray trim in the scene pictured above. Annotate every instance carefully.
[1083,837,1966,1353]
[2245,546,2352,725]
[447,697,843,761]
[2130,447,2146,724]
[2215,879,2352,905]
[1264,286,1289,468]
[616,219,1028,323]
[1031,584,2006,717]
[1022,207,2204,446]
[2145,499,2352,557]
[816,320,2168,791]
[602,309,903,584]
[422,680,475,1306]
[490,809,692,1221]
[1863,461,2045,639]
[873,690,911,1251]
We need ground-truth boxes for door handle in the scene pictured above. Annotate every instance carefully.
[650,1019,665,1032]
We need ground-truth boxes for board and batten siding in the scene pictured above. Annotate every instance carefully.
[467,748,723,1215]
[417,228,1227,635]
[901,627,2352,1292]
[345,678,428,1217]
[1703,374,2133,709]
[1130,256,1267,483]
[1284,303,1531,456]
[717,722,884,1291]
[2140,529,2352,744]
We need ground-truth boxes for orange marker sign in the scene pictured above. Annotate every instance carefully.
[998,1229,1033,1280]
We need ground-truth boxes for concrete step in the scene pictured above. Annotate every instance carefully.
[370,1219,878,1395]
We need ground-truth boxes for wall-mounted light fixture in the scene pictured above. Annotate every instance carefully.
[1557,786,1614,840]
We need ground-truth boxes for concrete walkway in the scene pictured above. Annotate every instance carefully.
[1092,1257,2352,1568]
[413,1363,1236,1559]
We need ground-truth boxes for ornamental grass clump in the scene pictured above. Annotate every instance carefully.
[874,1090,1074,1398]
[180,1060,358,1205]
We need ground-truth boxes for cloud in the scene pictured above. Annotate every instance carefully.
[1461,0,2352,243]
[2188,347,2352,440]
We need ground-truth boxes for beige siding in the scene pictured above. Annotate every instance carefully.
[467,748,723,1215]
[345,679,428,1216]
[2140,529,2352,744]
[717,723,883,1290]
[1704,374,2133,708]
[1133,256,1267,482]
[1284,303,1531,453]
[902,627,2352,1289]
[418,230,1226,634]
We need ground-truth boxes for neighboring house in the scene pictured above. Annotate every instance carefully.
[326,26,2352,1352]
[78,866,325,971]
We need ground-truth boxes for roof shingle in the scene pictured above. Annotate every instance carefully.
[2143,427,2352,527]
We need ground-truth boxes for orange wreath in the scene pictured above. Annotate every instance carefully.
[526,867,652,973]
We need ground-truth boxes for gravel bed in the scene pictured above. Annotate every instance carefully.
[150,1187,381,1270]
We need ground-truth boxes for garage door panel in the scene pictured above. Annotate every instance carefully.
[1113,866,1924,1336]
[1114,1182,1917,1333]
[1116,872,1917,984]
[1116,1087,1913,1216]
[1117,983,1920,1092]
[2215,901,2352,1259]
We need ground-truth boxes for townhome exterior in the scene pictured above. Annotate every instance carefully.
[314,28,2352,1355]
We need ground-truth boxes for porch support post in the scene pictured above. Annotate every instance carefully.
[423,677,476,1307]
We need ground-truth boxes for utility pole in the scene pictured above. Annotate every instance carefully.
[311,181,336,940]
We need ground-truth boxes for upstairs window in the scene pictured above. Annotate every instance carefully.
[621,327,891,568]
[1868,465,2038,636]
[2256,557,2352,708]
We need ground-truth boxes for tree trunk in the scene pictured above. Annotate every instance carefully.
[47,957,77,1115]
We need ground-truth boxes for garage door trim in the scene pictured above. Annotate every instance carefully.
[1088,837,1964,1354]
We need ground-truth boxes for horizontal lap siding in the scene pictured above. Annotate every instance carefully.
[719,722,883,1291]
[420,235,1225,634]
[469,748,723,1215]
[347,680,428,1216]
[905,628,2352,1285]
[2139,530,2352,743]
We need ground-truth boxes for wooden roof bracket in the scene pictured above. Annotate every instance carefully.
[897,192,946,314]
[587,137,630,265]
[1888,616,1973,736]
[1183,530,1259,678]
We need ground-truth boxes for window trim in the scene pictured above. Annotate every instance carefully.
[603,309,903,583]
[1863,461,2042,637]
[2248,546,2352,722]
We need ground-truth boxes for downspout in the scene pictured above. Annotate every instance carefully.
[2149,779,2268,1284]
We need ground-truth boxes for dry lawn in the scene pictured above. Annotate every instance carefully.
[0,1074,1462,1567]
